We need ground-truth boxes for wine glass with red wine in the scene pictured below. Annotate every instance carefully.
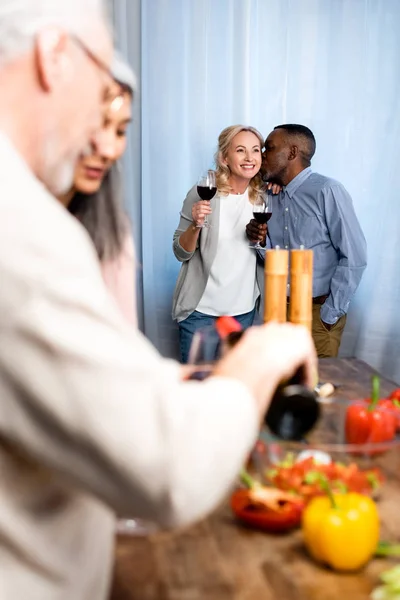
[197,170,217,228]
[250,194,272,249]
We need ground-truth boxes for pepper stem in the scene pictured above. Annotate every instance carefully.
[305,471,337,509]
[318,475,337,509]
[368,375,380,412]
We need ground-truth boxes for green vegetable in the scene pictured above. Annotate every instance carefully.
[367,472,380,490]
[371,565,400,600]
[375,542,400,557]
[239,469,257,489]
[279,452,296,468]
[304,471,348,496]
[332,479,348,494]
[304,471,321,485]
[303,471,337,508]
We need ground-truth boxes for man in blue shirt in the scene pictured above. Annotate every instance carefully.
[246,124,367,358]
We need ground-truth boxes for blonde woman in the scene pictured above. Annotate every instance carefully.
[172,125,265,362]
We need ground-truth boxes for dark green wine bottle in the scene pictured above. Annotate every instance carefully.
[264,366,320,440]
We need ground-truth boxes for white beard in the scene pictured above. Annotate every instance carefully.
[39,136,79,197]
[46,160,76,197]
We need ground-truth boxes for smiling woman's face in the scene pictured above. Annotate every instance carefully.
[223,130,262,183]
[73,81,132,195]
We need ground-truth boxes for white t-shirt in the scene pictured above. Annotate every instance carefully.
[197,189,260,316]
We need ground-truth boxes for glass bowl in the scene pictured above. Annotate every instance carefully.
[252,398,400,503]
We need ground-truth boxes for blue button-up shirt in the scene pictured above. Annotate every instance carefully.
[265,167,367,324]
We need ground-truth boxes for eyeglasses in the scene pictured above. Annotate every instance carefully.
[70,34,114,89]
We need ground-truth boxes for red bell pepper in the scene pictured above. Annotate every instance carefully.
[389,388,400,401]
[379,397,400,430]
[345,376,396,445]
[230,471,304,533]
[387,389,400,429]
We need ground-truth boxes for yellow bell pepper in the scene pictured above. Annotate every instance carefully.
[302,491,379,571]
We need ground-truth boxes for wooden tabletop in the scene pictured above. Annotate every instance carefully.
[110,358,400,600]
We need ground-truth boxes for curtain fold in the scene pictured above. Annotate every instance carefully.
[113,0,400,383]
[112,0,144,331]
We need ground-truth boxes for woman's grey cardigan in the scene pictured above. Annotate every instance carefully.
[172,185,264,323]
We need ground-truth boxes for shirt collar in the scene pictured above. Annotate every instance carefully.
[283,167,312,198]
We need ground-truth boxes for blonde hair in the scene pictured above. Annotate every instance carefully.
[214,125,265,203]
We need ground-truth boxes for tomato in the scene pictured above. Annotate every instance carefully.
[230,487,304,533]
[266,457,383,500]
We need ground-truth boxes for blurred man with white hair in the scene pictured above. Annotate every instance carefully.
[0,1,317,599]
[0,0,113,195]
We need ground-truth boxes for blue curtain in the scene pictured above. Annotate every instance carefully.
[114,0,400,383]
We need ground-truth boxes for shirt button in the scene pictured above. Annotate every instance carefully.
[285,245,288,249]
[285,226,288,230]
[285,207,289,212]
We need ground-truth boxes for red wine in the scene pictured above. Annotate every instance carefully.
[253,212,272,224]
[197,186,217,201]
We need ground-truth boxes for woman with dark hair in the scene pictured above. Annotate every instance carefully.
[58,53,151,535]
[58,52,136,324]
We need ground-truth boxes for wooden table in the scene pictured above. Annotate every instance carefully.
[110,358,400,600]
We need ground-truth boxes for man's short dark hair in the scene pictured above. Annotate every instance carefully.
[274,124,316,167]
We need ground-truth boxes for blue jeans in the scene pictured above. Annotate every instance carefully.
[178,307,257,364]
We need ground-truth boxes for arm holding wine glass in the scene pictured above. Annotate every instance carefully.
[246,219,268,246]
[245,184,280,247]
[174,171,215,255]
[177,199,212,253]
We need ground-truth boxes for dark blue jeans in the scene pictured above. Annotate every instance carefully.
[178,307,257,364]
